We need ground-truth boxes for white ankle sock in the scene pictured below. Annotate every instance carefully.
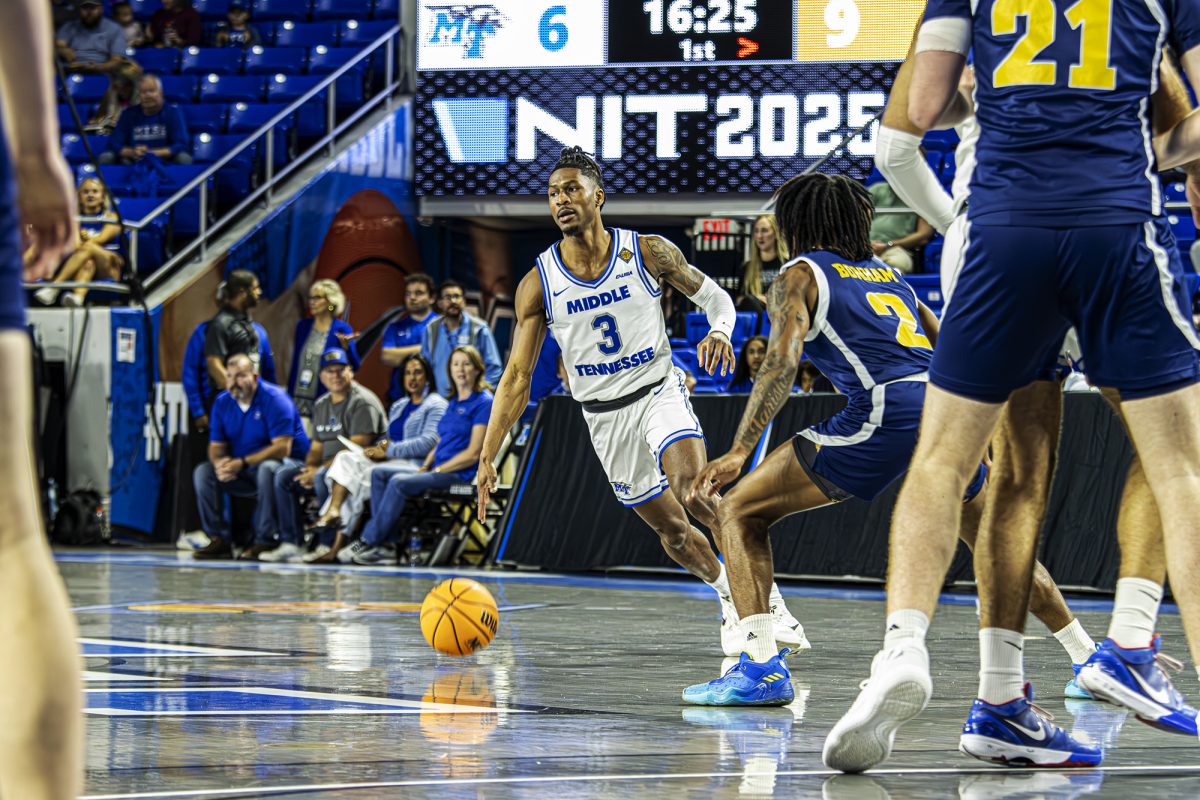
[883,609,930,651]
[707,561,731,598]
[742,613,778,663]
[1107,577,1161,649]
[978,628,1026,705]
[1053,619,1097,665]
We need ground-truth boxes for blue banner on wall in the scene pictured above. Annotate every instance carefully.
[109,306,164,533]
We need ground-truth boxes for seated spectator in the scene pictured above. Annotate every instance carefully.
[100,74,192,164]
[421,281,502,395]
[724,336,767,393]
[344,346,493,565]
[737,215,788,311]
[149,0,203,48]
[305,354,447,563]
[55,0,127,76]
[33,177,124,307]
[867,176,935,273]
[213,3,260,48]
[90,61,143,134]
[796,360,834,395]
[191,353,310,560]
[290,279,358,425]
[380,273,438,402]
[256,349,387,562]
[112,2,146,48]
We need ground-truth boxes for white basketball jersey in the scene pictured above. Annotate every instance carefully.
[535,228,673,404]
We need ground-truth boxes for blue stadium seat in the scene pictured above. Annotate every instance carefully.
[181,103,227,135]
[226,101,291,133]
[1169,213,1197,250]
[192,132,257,205]
[273,20,338,47]
[75,163,136,196]
[126,0,156,20]
[924,236,944,274]
[922,128,959,151]
[57,103,90,135]
[904,273,945,311]
[337,19,394,46]
[158,165,214,236]
[253,0,312,21]
[313,0,371,19]
[1185,272,1200,301]
[192,132,246,164]
[199,74,266,103]
[685,312,707,346]
[923,150,942,175]
[307,46,364,107]
[193,0,232,19]
[243,45,308,74]
[940,158,957,185]
[266,73,326,138]
[63,74,109,103]
[61,133,109,165]
[732,312,756,344]
[1165,182,1188,203]
[160,75,200,103]
[112,196,167,274]
[132,47,180,75]
[371,0,399,19]
[181,46,243,75]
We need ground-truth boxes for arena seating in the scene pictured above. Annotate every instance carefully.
[54,0,399,280]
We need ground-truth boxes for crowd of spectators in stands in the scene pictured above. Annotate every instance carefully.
[180,262,837,564]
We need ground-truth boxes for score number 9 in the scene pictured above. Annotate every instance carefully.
[825,0,860,48]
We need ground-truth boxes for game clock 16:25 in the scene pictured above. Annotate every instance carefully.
[607,0,793,65]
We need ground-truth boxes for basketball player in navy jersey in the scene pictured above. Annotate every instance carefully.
[477,147,807,654]
[0,2,84,798]
[876,38,1200,753]
[826,0,1200,773]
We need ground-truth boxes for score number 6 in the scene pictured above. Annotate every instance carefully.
[540,5,568,52]
[825,0,861,48]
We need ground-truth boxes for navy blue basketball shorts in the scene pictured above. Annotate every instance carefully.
[932,217,1200,402]
[0,167,25,331]
[790,381,987,503]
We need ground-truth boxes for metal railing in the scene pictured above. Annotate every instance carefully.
[113,26,403,295]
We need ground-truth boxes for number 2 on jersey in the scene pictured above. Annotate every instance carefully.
[866,293,932,350]
[592,313,622,355]
[992,0,1115,90]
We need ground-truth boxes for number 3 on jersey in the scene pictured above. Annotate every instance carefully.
[867,293,932,350]
[592,313,622,355]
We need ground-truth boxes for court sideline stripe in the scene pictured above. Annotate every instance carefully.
[79,763,1200,799]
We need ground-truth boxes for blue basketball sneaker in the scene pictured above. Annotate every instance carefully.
[682,649,794,706]
[959,683,1103,767]
[1064,644,1101,700]
[1076,635,1197,736]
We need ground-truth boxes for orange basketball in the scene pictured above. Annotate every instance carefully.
[420,578,499,656]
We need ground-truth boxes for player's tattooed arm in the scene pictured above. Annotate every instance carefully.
[477,269,547,519]
[640,235,706,294]
[733,268,813,454]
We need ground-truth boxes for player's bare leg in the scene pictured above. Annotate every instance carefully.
[0,332,82,800]
[1073,383,1200,732]
[632,488,722,583]
[659,435,720,533]
[824,385,1001,772]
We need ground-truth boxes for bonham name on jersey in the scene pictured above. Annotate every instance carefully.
[829,263,900,284]
[566,284,632,315]
[574,347,656,376]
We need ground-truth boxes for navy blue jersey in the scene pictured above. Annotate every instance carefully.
[786,252,932,398]
[0,113,23,331]
[924,0,1200,225]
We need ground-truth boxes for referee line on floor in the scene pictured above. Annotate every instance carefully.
[80,763,1200,799]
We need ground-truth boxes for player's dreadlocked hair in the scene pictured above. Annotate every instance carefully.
[553,146,604,190]
[772,172,874,262]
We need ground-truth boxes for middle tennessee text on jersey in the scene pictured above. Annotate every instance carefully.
[783,251,932,398]
[535,227,673,404]
[922,0,1200,226]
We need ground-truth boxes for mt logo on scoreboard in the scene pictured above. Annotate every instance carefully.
[426,4,507,59]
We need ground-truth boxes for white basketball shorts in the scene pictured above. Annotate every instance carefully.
[581,367,705,506]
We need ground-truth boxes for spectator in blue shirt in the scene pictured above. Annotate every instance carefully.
[192,353,309,559]
[55,0,127,76]
[725,336,767,393]
[421,280,502,396]
[213,3,260,48]
[289,279,358,422]
[380,273,438,402]
[346,346,493,564]
[100,74,192,164]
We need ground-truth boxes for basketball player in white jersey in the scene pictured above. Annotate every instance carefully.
[477,147,807,654]
[0,2,85,798]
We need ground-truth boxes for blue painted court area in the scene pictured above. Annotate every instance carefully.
[85,687,524,716]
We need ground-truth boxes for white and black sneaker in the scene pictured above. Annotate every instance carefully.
[349,541,395,565]
[769,584,811,654]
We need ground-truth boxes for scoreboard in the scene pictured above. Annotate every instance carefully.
[415,0,922,197]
